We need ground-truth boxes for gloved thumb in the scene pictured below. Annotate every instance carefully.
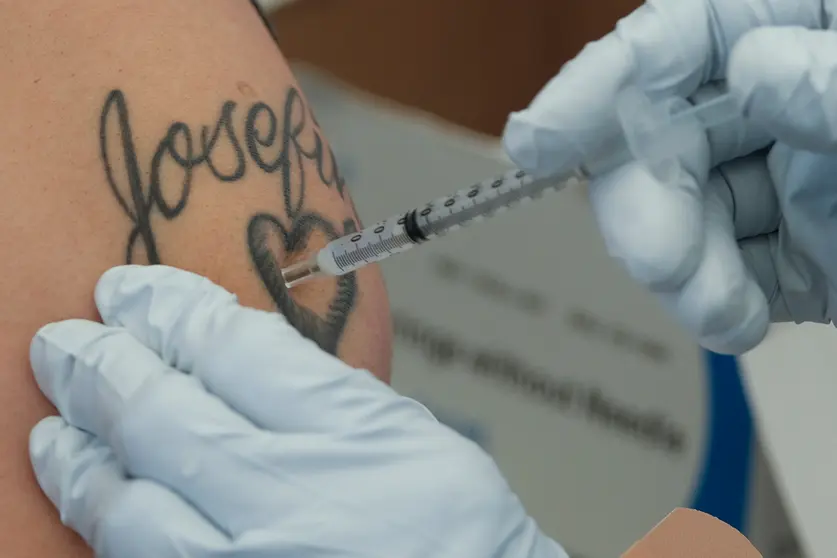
[728,26,837,151]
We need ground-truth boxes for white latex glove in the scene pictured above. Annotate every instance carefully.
[503,0,837,354]
[28,265,566,558]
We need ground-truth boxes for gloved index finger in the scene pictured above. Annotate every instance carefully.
[29,319,166,444]
[503,0,823,179]
[93,265,439,435]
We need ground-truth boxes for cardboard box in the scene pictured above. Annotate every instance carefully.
[294,64,804,558]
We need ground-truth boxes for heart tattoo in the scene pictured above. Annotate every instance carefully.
[248,213,357,354]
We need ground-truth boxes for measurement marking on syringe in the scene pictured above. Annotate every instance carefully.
[333,233,413,271]
[309,168,582,281]
[377,235,393,254]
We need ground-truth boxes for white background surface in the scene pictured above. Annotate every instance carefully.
[743,324,837,558]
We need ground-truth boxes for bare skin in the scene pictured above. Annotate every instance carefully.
[0,1,392,554]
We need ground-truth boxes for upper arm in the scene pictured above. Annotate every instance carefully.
[0,1,391,554]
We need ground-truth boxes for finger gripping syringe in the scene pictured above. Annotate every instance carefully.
[281,88,741,289]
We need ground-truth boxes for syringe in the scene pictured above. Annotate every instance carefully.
[281,88,741,289]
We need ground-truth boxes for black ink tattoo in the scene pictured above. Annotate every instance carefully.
[248,215,357,354]
[99,87,357,354]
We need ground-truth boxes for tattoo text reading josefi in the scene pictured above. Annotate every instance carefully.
[98,88,358,355]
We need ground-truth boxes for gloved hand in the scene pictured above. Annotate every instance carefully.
[503,0,837,354]
[28,265,567,558]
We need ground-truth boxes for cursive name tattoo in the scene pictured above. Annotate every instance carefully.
[99,87,357,354]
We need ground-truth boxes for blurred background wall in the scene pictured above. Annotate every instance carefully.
[268,0,640,136]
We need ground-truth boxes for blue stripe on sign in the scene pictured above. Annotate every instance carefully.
[688,351,753,531]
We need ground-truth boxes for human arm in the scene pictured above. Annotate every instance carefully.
[0,0,391,554]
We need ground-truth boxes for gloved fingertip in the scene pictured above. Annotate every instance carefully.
[29,416,94,513]
[727,27,797,115]
[31,321,80,407]
[695,282,770,355]
[29,420,127,548]
[700,319,769,356]
[502,113,537,172]
[625,240,703,292]
[29,423,63,510]
[30,321,56,372]
[30,319,115,411]
[95,265,166,323]
[29,416,68,464]
[727,28,769,92]
[502,112,574,178]
[728,27,837,149]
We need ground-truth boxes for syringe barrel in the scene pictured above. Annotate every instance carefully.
[313,167,581,278]
[315,212,417,276]
[412,168,579,240]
